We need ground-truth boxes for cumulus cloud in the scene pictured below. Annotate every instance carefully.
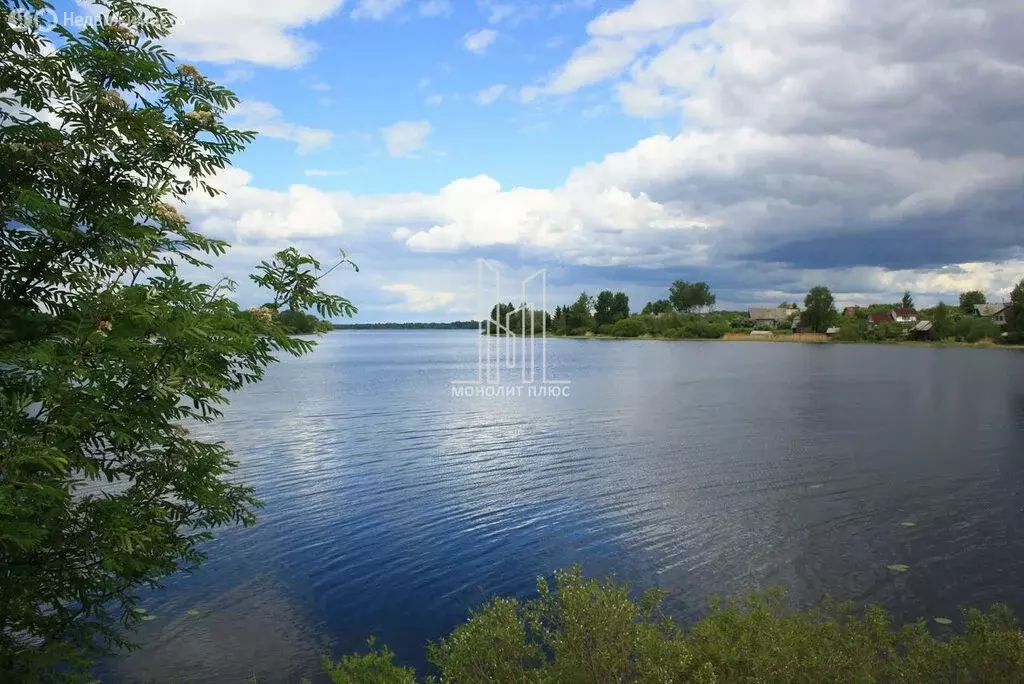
[176,0,1023,312]
[463,29,498,54]
[151,0,344,67]
[304,169,348,177]
[381,120,433,158]
[475,84,508,105]
[351,0,407,20]
[226,101,334,154]
[420,0,452,17]
[381,283,458,312]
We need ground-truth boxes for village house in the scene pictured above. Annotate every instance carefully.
[910,320,935,340]
[748,307,797,329]
[892,308,918,324]
[868,312,894,328]
[975,303,1011,326]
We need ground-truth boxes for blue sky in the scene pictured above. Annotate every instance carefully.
[52,0,1024,321]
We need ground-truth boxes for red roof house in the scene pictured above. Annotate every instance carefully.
[869,313,894,327]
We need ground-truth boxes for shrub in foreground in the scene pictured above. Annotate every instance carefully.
[326,566,1024,683]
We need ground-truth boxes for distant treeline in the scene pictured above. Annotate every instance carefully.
[333,321,480,330]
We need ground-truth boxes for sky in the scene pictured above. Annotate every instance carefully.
[58,0,1024,321]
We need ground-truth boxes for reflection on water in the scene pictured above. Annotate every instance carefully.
[105,333,1024,682]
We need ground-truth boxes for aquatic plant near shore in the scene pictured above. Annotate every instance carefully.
[324,566,1024,683]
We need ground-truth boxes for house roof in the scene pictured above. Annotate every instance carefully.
[913,320,934,332]
[975,303,1010,317]
[826,327,840,334]
[892,308,917,318]
[869,313,894,325]
[748,307,793,322]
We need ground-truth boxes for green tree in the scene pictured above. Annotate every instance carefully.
[1006,279,1024,339]
[900,291,915,310]
[611,292,630,321]
[593,291,617,327]
[931,301,956,340]
[565,292,594,332]
[0,3,355,677]
[641,299,672,315]
[836,317,866,342]
[669,281,715,313]
[801,286,838,333]
[959,290,987,314]
[277,309,331,334]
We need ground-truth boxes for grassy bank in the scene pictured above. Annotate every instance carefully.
[313,566,1024,683]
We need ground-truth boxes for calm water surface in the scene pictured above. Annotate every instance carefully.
[111,332,1024,682]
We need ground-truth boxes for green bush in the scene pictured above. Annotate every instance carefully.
[324,566,1024,683]
[837,319,866,342]
[867,323,904,342]
[324,639,416,684]
[610,318,648,338]
[955,318,1002,343]
[674,321,729,340]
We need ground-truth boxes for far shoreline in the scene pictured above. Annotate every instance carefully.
[541,333,1024,350]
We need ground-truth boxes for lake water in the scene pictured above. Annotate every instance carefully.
[109,331,1024,682]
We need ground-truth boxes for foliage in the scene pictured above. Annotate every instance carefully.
[324,639,417,684]
[900,290,915,310]
[959,290,987,313]
[1008,279,1024,336]
[0,1,355,678]
[486,303,549,336]
[594,291,630,327]
[866,322,905,342]
[836,317,866,342]
[801,286,838,333]
[955,317,1002,344]
[610,317,646,338]
[612,292,630,321]
[564,293,594,332]
[669,281,716,314]
[276,309,332,334]
[641,299,673,316]
[332,566,1024,684]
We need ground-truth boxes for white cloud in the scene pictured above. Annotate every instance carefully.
[351,0,407,20]
[304,169,348,177]
[217,68,255,84]
[425,94,444,106]
[462,29,498,54]
[420,0,452,16]
[226,101,334,154]
[381,283,457,311]
[185,168,344,239]
[177,0,1023,310]
[475,84,508,105]
[151,0,345,68]
[381,120,433,158]
[483,2,515,24]
[308,78,332,92]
